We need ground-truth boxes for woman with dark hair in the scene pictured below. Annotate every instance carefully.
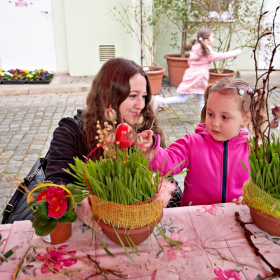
[3,58,181,225]
[46,57,165,185]
[43,58,180,231]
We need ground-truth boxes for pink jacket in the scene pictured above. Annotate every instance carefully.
[150,123,250,206]
[177,44,242,94]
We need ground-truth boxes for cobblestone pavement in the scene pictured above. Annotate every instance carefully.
[0,78,280,220]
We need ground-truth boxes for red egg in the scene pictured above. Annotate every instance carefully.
[115,123,135,148]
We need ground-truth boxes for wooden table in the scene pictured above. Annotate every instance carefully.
[0,203,279,279]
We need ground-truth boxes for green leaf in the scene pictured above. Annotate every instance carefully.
[65,183,89,204]
[112,226,135,263]
[27,200,37,209]
[164,160,185,178]
[32,201,50,221]
[33,217,58,236]
[58,210,77,223]
[95,228,115,257]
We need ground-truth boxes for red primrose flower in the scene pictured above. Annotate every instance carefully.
[37,187,69,218]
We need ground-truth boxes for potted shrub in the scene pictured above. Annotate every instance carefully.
[156,0,262,86]
[241,5,280,237]
[111,1,170,94]
[64,108,182,261]
[26,183,77,245]
[199,0,262,83]
[154,0,203,86]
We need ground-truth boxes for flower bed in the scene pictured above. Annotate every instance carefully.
[0,68,53,84]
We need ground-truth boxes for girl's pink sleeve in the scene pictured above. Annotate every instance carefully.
[209,49,242,62]
[149,136,190,176]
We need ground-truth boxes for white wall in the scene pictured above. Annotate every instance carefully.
[0,0,56,71]
[51,0,68,72]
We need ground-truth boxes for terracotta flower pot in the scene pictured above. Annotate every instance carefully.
[43,223,72,245]
[142,66,165,95]
[164,54,189,87]
[249,206,280,237]
[96,211,163,247]
[208,69,235,85]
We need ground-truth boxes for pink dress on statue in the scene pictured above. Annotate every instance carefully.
[176,44,242,95]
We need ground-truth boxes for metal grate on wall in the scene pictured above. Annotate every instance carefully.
[99,45,116,62]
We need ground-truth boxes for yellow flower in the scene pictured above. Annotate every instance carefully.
[0,69,4,72]
[42,69,47,72]
[27,74,33,78]
[24,69,29,73]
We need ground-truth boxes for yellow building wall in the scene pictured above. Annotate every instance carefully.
[52,0,142,76]
[51,0,276,76]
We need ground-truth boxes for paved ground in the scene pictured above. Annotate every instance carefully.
[0,76,280,220]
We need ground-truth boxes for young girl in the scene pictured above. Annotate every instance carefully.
[153,28,242,111]
[142,78,254,206]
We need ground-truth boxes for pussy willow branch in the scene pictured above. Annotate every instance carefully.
[235,212,280,278]
[272,7,280,47]
[251,2,280,155]
[86,254,127,279]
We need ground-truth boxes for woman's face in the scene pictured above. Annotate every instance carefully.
[119,73,147,125]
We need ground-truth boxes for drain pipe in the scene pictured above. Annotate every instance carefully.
[140,0,143,66]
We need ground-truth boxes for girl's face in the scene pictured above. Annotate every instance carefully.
[205,91,250,142]
[205,33,214,46]
[119,73,147,125]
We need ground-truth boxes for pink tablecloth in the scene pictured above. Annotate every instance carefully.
[0,203,279,280]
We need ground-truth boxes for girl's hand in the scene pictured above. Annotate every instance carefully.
[74,196,103,234]
[137,130,154,151]
[232,196,245,205]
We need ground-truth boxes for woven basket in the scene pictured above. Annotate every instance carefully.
[91,194,162,229]
[243,179,280,219]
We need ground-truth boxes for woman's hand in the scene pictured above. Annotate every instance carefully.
[137,130,154,151]
[74,196,103,234]
[232,196,245,205]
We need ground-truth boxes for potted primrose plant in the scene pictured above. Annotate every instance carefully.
[64,108,184,262]
[26,183,77,245]
[241,4,280,237]
[26,69,54,84]
[1,69,27,84]
[0,68,53,84]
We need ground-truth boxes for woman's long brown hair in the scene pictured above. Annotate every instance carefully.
[81,58,165,159]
